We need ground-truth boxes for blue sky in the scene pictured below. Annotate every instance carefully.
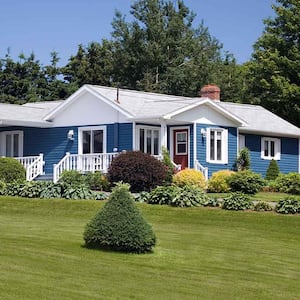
[0,0,275,66]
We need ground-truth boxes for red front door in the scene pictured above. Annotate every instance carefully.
[173,129,188,169]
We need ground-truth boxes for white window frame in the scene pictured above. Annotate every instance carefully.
[206,128,228,164]
[261,137,281,160]
[239,134,245,151]
[0,130,24,157]
[78,126,106,154]
[175,131,188,155]
[136,125,160,155]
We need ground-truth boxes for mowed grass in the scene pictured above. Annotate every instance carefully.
[0,196,299,300]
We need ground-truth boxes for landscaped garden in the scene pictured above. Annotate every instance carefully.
[0,152,300,299]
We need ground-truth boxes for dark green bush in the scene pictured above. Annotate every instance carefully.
[83,183,156,253]
[254,201,273,212]
[170,185,208,208]
[108,151,168,192]
[147,185,179,205]
[227,170,265,194]
[274,173,300,195]
[84,172,110,191]
[62,183,94,200]
[275,197,300,214]
[0,158,26,183]
[58,170,85,186]
[265,159,280,180]
[222,192,253,211]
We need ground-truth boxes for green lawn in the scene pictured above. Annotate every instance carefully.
[0,196,299,300]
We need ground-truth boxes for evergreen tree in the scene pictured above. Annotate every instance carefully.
[245,0,300,126]
[265,159,280,180]
[84,183,156,253]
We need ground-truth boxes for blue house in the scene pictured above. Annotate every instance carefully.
[0,84,299,182]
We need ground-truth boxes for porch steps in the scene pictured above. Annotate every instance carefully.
[34,174,53,182]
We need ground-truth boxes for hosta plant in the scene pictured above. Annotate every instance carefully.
[222,192,253,211]
[276,197,300,214]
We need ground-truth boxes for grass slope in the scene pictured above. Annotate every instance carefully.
[0,196,299,300]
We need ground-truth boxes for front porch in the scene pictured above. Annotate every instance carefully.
[15,151,208,183]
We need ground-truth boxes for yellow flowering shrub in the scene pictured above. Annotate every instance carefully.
[208,170,235,193]
[172,168,206,189]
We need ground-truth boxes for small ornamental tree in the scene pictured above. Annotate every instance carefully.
[83,183,156,253]
[265,159,280,180]
[108,151,168,192]
[236,147,250,171]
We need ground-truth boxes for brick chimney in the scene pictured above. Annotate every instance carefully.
[200,84,220,101]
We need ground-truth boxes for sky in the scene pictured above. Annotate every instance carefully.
[0,0,275,66]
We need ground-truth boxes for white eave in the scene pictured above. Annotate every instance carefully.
[44,85,133,121]
[163,98,247,126]
[0,119,53,128]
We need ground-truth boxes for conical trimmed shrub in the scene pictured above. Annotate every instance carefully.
[83,183,156,253]
[265,159,280,180]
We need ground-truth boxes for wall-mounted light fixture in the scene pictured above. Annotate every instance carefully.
[200,128,206,137]
[67,129,74,141]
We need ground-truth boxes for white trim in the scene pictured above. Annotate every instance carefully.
[78,126,107,155]
[44,85,133,121]
[135,125,161,155]
[160,120,167,149]
[170,126,190,168]
[206,128,228,164]
[261,137,281,160]
[163,98,247,126]
[0,130,24,157]
[193,122,197,167]
[299,138,300,174]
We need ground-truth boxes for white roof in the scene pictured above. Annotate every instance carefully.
[0,85,299,137]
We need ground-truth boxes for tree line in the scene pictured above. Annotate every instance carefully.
[0,0,299,126]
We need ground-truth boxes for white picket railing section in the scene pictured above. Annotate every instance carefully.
[195,159,208,180]
[53,152,119,183]
[15,154,44,181]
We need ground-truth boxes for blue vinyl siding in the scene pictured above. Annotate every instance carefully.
[0,123,134,174]
[245,134,299,177]
[196,124,238,178]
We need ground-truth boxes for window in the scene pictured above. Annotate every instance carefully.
[176,132,187,155]
[206,128,228,164]
[1,131,23,157]
[79,126,106,154]
[261,137,281,160]
[137,126,160,155]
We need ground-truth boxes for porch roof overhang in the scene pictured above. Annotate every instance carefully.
[129,115,191,125]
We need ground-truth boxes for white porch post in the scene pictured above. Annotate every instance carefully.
[193,122,197,169]
[160,119,167,152]
[132,121,136,150]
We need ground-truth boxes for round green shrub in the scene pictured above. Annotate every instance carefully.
[83,183,156,253]
[108,151,168,192]
[0,157,26,183]
[170,185,208,208]
[275,197,300,214]
[222,192,253,211]
[254,201,273,212]
[265,159,280,180]
[58,170,85,186]
[147,185,179,205]
[84,172,110,191]
[227,170,265,194]
[274,173,300,195]
[208,169,235,193]
[172,168,206,189]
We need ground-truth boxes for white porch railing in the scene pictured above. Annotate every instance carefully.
[15,154,44,181]
[53,152,119,183]
[195,160,208,180]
